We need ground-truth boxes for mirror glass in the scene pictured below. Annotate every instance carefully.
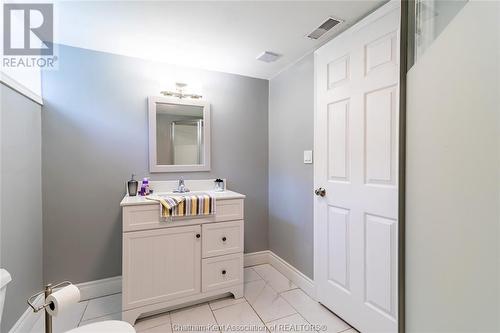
[156,103,205,166]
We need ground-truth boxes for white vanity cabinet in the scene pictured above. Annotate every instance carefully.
[120,192,245,325]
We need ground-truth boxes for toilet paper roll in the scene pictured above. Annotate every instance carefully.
[46,284,81,317]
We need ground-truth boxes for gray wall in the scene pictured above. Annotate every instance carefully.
[41,45,269,284]
[406,2,500,331]
[0,84,43,332]
[268,54,314,279]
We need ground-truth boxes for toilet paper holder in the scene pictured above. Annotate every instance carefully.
[27,281,72,333]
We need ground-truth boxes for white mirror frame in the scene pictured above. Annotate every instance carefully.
[148,96,211,173]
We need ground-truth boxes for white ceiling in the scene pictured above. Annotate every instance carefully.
[54,1,386,79]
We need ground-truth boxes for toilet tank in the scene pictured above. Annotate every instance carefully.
[0,269,12,326]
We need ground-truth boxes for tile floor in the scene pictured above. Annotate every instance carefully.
[29,264,354,333]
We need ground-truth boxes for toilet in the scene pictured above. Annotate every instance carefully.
[67,320,135,333]
[0,269,135,333]
[0,269,12,329]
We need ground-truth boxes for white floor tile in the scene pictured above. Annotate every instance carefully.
[244,280,296,323]
[134,312,171,332]
[30,301,88,333]
[341,329,359,333]
[281,289,350,333]
[243,280,266,304]
[212,302,266,333]
[170,303,218,332]
[79,312,122,327]
[252,264,297,293]
[266,314,316,333]
[244,267,262,283]
[25,265,354,333]
[209,295,246,311]
[139,322,173,333]
[81,293,121,321]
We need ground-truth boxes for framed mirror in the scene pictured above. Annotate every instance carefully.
[148,96,211,172]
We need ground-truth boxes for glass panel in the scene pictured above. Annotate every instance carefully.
[405,1,499,330]
[411,0,468,65]
[156,103,204,166]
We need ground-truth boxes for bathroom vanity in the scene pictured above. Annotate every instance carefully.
[120,184,245,325]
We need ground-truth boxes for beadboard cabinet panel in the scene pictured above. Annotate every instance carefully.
[123,225,201,310]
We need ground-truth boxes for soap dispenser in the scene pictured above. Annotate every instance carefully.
[127,174,138,196]
[214,178,225,192]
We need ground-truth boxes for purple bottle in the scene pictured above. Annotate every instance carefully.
[140,178,150,196]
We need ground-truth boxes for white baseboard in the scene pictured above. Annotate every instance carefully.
[244,250,316,299]
[76,275,122,301]
[10,252,314,332]
[243,250,270,267]
[8,276,122,333]
[267,251,316,299]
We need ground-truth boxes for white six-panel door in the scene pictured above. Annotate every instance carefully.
[314,2,400,332]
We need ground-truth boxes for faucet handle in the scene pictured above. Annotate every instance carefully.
[173,177,189,193]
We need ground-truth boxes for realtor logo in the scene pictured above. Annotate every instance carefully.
[3,3,53,56]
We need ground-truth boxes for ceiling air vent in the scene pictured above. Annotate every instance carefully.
[256,51,281,63]
[307,17,341,40]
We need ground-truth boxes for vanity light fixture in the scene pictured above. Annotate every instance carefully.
[161,83,202,99]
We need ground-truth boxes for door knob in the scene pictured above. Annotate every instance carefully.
[315,188,326,197]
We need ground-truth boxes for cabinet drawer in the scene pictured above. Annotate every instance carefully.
[123,199,244,232]
[202,253,243,292]
[215,199,244,222]
[202,221,243,258]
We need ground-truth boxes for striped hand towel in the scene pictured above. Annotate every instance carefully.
[145,195,186,218]
[175,193,216,217]
[147,193,216,218]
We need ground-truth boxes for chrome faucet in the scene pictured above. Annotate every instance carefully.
[173,177,190,193]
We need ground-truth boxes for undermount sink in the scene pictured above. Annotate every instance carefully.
[156,190,221,197]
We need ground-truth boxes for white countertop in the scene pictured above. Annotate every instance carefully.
[120,190,245,207]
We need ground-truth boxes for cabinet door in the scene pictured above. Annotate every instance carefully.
[123,225,201,310]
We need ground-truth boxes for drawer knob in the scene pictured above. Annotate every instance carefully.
[196,234,201,238]
[222,236,227,242]
[221,270,227,275]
